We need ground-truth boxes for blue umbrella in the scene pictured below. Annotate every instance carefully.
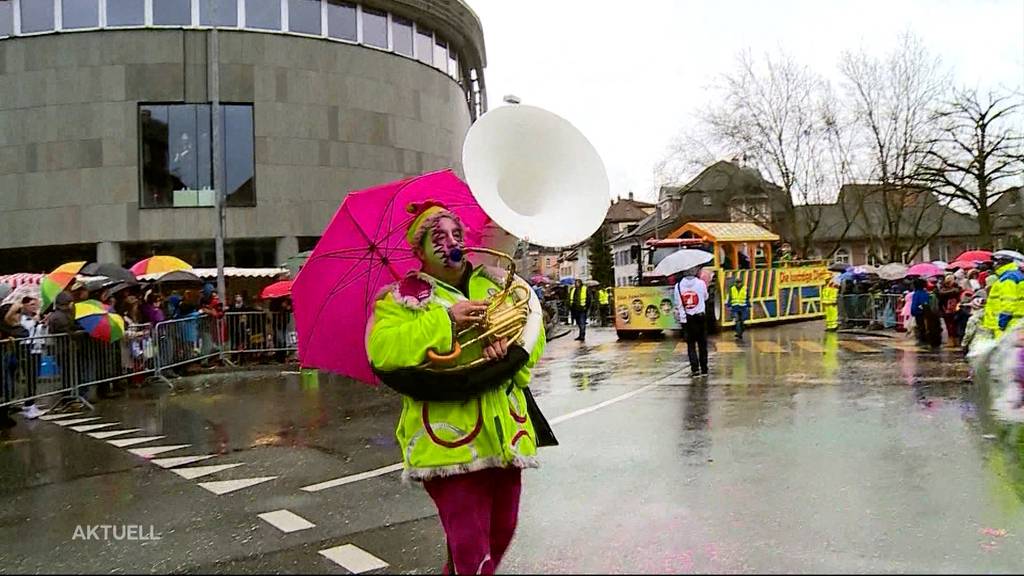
[559,276,575,285]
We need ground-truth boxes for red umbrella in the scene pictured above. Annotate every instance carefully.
[947,260,977,271]
[292,170,490,384]
[260,280,293,299]
[954,249,992,263]
[906,262,945,278]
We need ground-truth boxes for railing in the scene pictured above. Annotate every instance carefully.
[1,311,297,410]
[837,293,905,330]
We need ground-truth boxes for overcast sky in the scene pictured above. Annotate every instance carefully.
[470,0,1024,204]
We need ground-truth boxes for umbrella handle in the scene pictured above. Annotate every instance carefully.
[426,341,462,364]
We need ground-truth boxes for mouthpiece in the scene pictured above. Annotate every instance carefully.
[449,248,464,263]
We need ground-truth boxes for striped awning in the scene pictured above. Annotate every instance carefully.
[138,267,289,281]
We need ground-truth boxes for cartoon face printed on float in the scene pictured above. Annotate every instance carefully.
[617,304,631,324]
[631,298,643,314]
[644,305,661,321]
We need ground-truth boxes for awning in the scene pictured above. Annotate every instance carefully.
[137,267,288,281]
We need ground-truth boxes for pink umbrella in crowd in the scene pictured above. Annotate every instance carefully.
[905,262,945,278]
[292,170,490,384]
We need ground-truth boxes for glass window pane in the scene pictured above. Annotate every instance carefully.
[288,0,320,35]
[433,40,447,72]
[223,105,255,206]
[199,0,237,26]
[20,0,54,33]
[391,15,412,56]
[168,105,199,193]
[448,49,458,80]
[245,0,280,30]
[196,105,212,192]
[153,0,191,25]
[140,105,172,208]
[415,27,432,65]
[326,0,354,40]
[106,0,144,26]
[0,1,13,37]
[361,7,386,48]
[61,0,99,29]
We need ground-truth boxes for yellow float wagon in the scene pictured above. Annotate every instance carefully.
[667,222,830,328]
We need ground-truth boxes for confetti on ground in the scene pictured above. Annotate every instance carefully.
[980,528,1008,538]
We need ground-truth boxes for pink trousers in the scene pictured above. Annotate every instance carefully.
[423,467,522,575]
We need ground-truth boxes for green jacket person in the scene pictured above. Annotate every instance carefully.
[366,201,546,575]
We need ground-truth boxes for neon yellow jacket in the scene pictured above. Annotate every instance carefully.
[367,266,545,481]
[597,289,609,305]
[728,285,749,307]
[983,262,1024,335]
[821,285,838,306]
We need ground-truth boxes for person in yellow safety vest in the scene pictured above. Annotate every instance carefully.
[726,277,750,339]
[982,251,1024,337]
[597,287,610,327]
[822,279,840,331]
[365,201,549,575]
[568,280,590,341]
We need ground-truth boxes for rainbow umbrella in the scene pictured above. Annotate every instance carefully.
[74,300,124,342]
[130,255,192,276]
[41,261,86,311]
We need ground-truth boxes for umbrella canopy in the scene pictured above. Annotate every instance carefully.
[954,250,992,263]
[947,260,978,271]
[283,250,312,278]
[130,255,192,276]
[906,262,945,278]
[559,276,575,285]
[828,262,851,273]
[652,249,714,277]
[74,300,125,343]
[877,263,908,281]
[292,169,490,384]
[260,279,293,299]
[41,261,86,311]
[993,249,1024,262]
[81,262,137,284]
[148,270,203,284]
[530,275,553,285]
[1,283,39,307]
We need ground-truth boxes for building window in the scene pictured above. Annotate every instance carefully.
[139,104,255,209]
[415,25,432,65]
[20,0,54,33]
[433,39,448,72]
[833,248,850,265]
[326,0,355,41]
[62,0,100,29]
[106,0,144,26]
[288,0,320,34]
[448,47,459,81]
[245,0,280,30]
[200,0,238,27]
[391,15,412,56]
[153,0,191,25]
[361,7,387,48]
[0,0,13,37]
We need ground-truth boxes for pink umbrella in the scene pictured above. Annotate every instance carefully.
[905,262,944,278]
[292,170,490,384]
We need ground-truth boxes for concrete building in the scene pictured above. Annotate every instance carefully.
[0,0,486,273]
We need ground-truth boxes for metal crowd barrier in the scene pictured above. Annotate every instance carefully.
[1,311,298,409]
[837,293,904,329]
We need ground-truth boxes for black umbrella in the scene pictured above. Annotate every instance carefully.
[828,262,851,273]
[81,262,137,284]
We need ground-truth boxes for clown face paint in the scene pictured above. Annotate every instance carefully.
[423,216,466,270]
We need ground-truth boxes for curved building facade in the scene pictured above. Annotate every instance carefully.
[0,0,486,271]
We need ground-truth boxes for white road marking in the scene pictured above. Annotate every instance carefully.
[150,455,215,468]
[197,476,277,495]
[69,422,119,433]
[54,417,102,427]
[318,544,389,573]
[127,445,190,458]
[548,383,661,425]
[172,463,244,480]
[39,412,84,421]
[108,436,166,448]
[88,428,141,439]
[258,509,316,533]
[301,463,404,493]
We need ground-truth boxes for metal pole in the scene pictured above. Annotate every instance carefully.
[209,0,226,307]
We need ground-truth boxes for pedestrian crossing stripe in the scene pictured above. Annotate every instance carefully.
[794,340,824,352]
[754,340,784,353]
[839,340,880,353]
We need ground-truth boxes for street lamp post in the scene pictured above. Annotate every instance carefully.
[209,1,226,308]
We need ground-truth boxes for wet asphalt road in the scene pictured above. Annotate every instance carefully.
[1,323,1023,573]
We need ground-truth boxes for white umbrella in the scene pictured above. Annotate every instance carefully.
[877,262,908,281]
[652,249,714,277]
[1,283,40,307]
[993,249,1024,262]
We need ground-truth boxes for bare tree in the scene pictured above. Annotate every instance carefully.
[839,33,950,262]
[921,87,1024,248]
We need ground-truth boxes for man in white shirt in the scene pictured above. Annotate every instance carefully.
[674,268,709,376]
